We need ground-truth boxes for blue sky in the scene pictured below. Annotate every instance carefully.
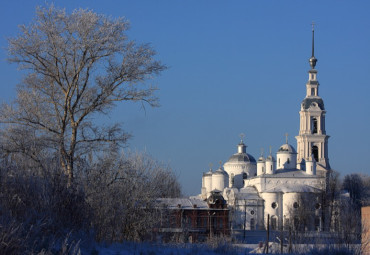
[1,1,370,196]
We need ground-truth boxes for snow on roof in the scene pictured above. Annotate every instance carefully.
[234,186,261,200]
[258,169,321,178]
[156,198,209,210]
[236,192,261,200]
[263,183,322,193]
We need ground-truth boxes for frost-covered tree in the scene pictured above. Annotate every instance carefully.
[1,5,165,185]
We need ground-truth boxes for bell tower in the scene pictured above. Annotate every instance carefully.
[295,24,330,172]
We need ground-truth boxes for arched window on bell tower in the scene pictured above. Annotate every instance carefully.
[312,117,318,134]
[311,88,315,96]
[312,145,318,162]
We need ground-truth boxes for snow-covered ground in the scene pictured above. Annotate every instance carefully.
[80,241,360,255]
[83,242,255,255]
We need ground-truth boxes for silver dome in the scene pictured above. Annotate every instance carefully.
[277,143,297,154]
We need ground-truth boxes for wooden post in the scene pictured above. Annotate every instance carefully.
[280,230,283,253]
[243,199,247,241]
[289,226,292,253]
[266,214,270,254]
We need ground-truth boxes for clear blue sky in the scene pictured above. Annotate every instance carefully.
[1,1,370,196]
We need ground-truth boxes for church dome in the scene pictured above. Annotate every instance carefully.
[258,156,265,162]
[227,153,256,163]
[277,143,297,154]
[213,167,228,175]
[203,170,213,177]
[224,139,257,189]
[266,155,275,162]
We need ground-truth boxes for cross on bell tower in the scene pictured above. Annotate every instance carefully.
[295,24,330,172]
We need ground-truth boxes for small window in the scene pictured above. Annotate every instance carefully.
[293,202,299,209]
[250,218,255,230]
[271,216,277,230]
[251,210,255,215]
[311,88,315,96]
[287,158,290,164]
[271,202,277,209]
[243,172,248,179]
[315,203,321,210]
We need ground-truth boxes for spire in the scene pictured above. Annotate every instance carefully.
[309,22,317,69]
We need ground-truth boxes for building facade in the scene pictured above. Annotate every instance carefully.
[156,192,229,242]
[362,206,370,254]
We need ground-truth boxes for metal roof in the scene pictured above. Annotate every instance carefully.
[301,97,325,110]
[227,153,256,163]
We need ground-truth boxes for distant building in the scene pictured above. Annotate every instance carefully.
[199,27,329,232]
[362,206,370,254]
[155,191,229,242]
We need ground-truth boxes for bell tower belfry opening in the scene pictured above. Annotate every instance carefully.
[295,24,330,172]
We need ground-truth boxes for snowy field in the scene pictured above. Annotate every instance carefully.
[86,242,254,255]
[81,242,360,255]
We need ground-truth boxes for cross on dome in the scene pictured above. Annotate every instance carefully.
[239,133,245,143]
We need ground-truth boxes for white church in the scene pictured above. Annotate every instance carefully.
[199,28,330,232]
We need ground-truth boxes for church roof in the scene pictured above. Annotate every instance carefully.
[258,156,265,162]
[263,183,322,193]
[156,198,209,210]
[252,168,325,179]
[301,97,325,110]
[266,154,275,162]
[213,167,228,175]
[236,186,261,200]
[203,170,212,176]
[227,153,256,163]
[277,143,297,154]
